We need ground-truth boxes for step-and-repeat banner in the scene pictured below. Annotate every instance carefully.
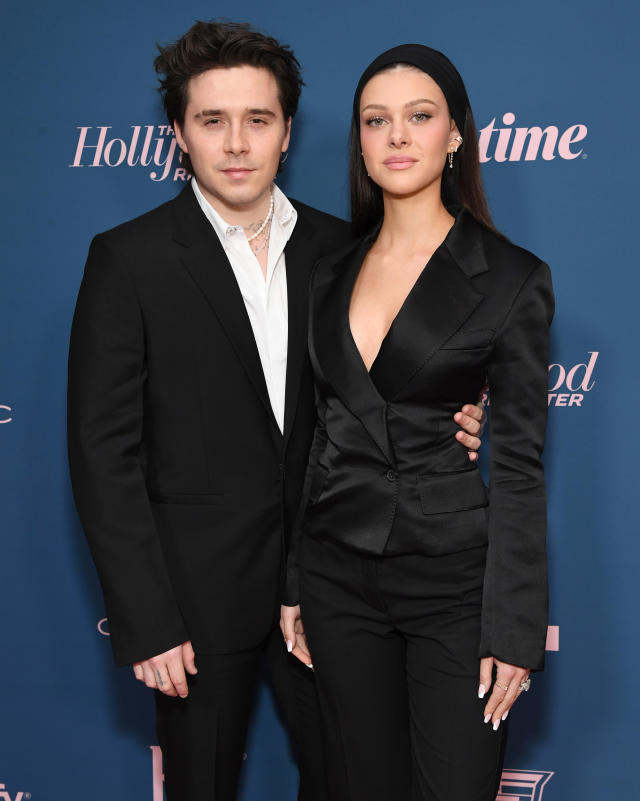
[1,1,637,799]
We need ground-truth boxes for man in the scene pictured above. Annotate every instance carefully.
[67,19,484,801]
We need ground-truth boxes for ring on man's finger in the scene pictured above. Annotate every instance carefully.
[495,681,510,692]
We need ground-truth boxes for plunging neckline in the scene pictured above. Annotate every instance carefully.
[347,219,457,377]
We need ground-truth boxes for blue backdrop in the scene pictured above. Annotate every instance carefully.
[1,2,637,800]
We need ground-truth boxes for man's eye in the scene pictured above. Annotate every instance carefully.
[205,119,221,126]
[250,118,267,125]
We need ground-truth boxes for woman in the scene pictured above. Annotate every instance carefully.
[282,44,553,801]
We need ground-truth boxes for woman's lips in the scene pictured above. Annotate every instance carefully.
[383,157,417,170]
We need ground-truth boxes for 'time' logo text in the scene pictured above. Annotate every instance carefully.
[479,113,587,162]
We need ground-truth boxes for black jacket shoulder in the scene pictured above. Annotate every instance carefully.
[93,195,177,249]
[289,197,350,237]
[480,224,549,280]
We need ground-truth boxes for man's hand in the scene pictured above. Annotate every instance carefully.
[132,640,197,698]
[454,400,487,462]
[280,605,313,667]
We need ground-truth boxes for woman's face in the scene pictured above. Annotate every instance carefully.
[359,65,460,198]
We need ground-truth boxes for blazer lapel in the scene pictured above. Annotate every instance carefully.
[370,209,487,399]
[282,214,315,449]
[171,185,277,428]
[312,236,396,467]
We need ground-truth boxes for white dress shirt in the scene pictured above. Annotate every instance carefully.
[191,178,297,433]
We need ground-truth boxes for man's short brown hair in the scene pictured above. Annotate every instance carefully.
[154,20,303,173]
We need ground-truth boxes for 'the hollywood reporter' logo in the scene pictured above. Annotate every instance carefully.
[482,352,598,409]
[548,351,597,407]
[0,405,12,424]
[69,125,187,183]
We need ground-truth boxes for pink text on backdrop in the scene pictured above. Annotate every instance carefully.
[479,112,587,162]
[69,114,588,182]
[496,770,554,801]
[0,783,26,801]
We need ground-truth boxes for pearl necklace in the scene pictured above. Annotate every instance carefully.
[246,190,274,243]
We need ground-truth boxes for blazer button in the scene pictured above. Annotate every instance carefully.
[385,470,397,482]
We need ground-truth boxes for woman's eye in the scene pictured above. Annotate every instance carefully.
[411,112,431,122]
[365,117,386,127]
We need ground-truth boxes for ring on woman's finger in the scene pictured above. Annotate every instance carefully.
[519,678,531,692]
[495,681,510,692]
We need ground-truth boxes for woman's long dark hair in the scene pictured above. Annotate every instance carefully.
[349,65,502,239]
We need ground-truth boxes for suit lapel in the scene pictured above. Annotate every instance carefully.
[282,214,315,449]
[312,210,489,460]
[171,185,277,428]
[370,213,486,399]
[312,235,397,467]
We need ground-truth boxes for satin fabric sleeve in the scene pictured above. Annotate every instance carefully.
[67,235,188,666]
[480,260,555,671]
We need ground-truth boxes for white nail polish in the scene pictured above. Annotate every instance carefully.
[502,710,509,721]
[493,720,500,731]
[478,684,486,699]
[286,640,293,653]
[306,663,314,670]
[484,714,491,723]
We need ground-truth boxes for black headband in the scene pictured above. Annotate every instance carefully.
[353,44,469,135]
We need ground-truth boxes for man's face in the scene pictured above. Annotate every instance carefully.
[174,65,291,216]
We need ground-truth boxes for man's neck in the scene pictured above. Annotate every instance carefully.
[195,179,273,229]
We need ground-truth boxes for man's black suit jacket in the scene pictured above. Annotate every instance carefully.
[68,184,352,666]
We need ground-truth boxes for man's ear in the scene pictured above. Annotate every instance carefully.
[173,120,188,154]
[282,116,292,154]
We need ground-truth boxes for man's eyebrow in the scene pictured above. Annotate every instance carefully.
[194,109,223,118]
[246,107,277,117]
[194,107,277,118]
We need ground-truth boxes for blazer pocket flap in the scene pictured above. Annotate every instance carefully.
[418,469,488,515]
[441,328,495,350]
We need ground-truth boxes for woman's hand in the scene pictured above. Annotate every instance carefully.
[478,656,531,730]
[280,604,313,667]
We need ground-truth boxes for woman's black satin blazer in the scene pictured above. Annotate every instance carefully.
[287,208,554,671]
